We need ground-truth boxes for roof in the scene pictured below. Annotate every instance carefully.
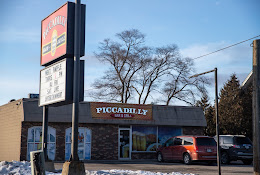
[241,71,252,89]
[19,98,206,127]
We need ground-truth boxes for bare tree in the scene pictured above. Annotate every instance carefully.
[91,29,150,103]
[89,29,210,105]
[162,57,209,105]
[132,45,180,104]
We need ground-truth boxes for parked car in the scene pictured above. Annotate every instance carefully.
[215,135,253,165]
[157,136,217,165]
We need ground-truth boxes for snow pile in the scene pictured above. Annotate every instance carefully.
[0,161,31,175]
[85,170,196,175]
[0,161,196,175]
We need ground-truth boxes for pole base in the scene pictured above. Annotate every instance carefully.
[45,161,55,172]
[61,161,85,175]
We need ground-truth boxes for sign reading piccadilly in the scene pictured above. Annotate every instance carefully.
[41,2,86,66]
[41,3,68,66]
[91,102,153,120]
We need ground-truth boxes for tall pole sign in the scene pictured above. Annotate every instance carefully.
[38,2,85,173]
[253,39,260,175]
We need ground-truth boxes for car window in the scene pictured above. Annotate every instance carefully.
[219,137,223,144]
[173,138,182,146]
[223,136,233,144]
[165,138,174,147]
[183,137,193,145]
[196,138,216,146]
[235,137,252,144]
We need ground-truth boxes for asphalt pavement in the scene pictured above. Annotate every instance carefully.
[54,160,253,175]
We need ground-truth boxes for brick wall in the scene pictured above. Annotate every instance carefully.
[0,100,23,161]
[20,122,70,161]
[20,121,204,161]
[132,152,156,159]
[89,124,118,160]
[20,122,118,161]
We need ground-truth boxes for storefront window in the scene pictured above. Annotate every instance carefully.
[132,126,157,152]
[65,127,91,160]
[27,126,56,160]
[158,126,182,146]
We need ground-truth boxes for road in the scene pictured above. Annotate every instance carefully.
[54,160,253,175]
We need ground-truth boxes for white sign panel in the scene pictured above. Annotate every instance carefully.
[39,60,66,106]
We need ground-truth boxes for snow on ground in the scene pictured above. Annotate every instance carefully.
[0,161,196,175]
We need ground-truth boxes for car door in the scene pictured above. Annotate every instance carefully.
[234,136,253,156]
[172,137,183,160]
[161,138,174,160]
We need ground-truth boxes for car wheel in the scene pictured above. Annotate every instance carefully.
[242,159,252,165]
[183,153,192,165]
[157,152,164,162]
[221,151,230,164]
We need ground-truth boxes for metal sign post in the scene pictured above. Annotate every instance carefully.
[41,105,56,172]
[70,0,81,162]
[41,105,49,160]
[61,0,85,174]
[214,68,221,175]
[189,68,221,175]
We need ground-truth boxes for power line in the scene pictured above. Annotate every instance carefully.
[193,35,260,60]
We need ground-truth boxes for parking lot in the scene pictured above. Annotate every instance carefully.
[54,160,253,175]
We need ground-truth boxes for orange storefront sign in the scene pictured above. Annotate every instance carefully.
[90,102,153,120]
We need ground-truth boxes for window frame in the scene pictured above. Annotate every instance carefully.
[65,127,92,160]
[132,126,183,152]
[183,137,193,145]
[165,138,174,147]
[173,138,183,146]
[223,136,234,144]
[27,126,56,160]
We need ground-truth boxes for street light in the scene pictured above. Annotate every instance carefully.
[189,67,221,175]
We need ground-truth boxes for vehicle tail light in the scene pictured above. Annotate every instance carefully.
[233,145,241,148]
[194,146,199,153]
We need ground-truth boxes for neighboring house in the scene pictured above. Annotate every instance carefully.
[241,71,253,90]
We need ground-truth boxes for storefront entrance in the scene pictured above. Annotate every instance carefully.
[118,128,132,160]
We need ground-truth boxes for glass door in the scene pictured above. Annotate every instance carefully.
[119,128,131,160]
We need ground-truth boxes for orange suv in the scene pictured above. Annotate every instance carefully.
[157,136,217,164]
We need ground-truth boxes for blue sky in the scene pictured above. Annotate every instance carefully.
[0,0,259,106]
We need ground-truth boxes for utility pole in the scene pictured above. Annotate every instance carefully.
[253,39,260,175]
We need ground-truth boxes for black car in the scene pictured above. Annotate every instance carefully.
[215,135,253,165]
